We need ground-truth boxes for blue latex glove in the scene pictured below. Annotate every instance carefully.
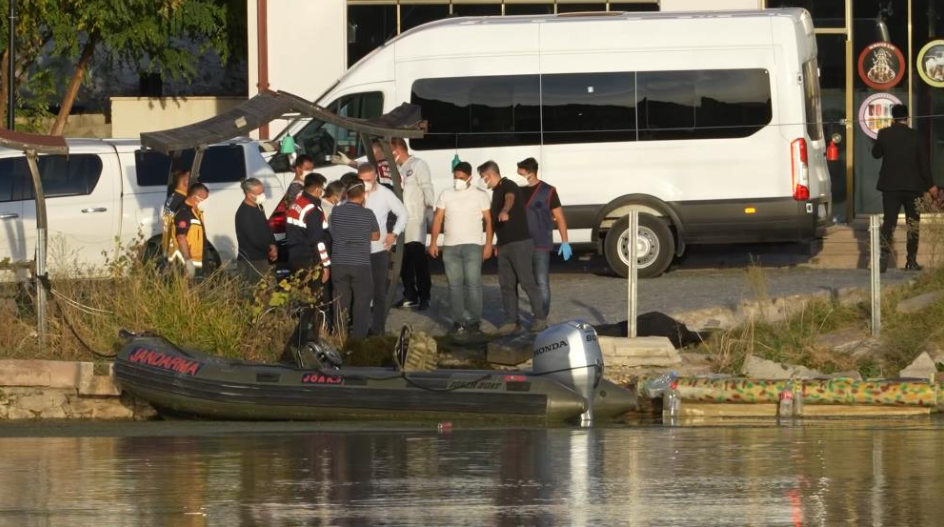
[558,242,573,261]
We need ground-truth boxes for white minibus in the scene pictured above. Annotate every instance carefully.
[272,8,831,277]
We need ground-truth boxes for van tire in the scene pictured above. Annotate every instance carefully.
[604,213,675,279]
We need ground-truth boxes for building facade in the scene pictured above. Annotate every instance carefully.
[248,0,944,221]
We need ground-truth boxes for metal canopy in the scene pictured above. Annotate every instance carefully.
[0,128,69,154]
[140,90,424,155]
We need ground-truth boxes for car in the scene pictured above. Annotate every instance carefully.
[0,137,286,279]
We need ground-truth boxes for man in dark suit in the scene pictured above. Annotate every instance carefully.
[872,104,938,272]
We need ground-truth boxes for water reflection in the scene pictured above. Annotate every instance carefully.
[0,421,943,526]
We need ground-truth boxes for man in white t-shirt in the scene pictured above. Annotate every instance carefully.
[428,161,493,335]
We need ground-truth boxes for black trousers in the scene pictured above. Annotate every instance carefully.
[881,191,922,262]
[400,241,431,302]
[370,251,390,336]
[288,257,331,345]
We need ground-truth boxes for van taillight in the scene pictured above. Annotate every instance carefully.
[791,138,810,201]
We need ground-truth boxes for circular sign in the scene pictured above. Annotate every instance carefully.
[857,42,905,90]
[917,39,944,87]
[858,93,903,140]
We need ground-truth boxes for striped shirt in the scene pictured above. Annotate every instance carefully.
[330,202,380,267]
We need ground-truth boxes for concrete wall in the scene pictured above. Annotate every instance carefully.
[661,0,762,10]
[247,0,347,138]
[110,97,247,139]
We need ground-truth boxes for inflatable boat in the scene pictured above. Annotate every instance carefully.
[114,321,637,424]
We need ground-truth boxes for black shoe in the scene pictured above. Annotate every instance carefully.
[418,300,430,311]
[905,260,923,272]
[880,255,889,274]
[396,299,419,309]
[449,323,467,336]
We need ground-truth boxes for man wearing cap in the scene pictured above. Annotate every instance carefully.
[428,161,493,335]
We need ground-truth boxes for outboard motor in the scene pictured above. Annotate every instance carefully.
[532,321,604,426]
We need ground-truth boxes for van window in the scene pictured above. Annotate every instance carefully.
[542,72,637,144]
[293,92,384,166]
[802,59,823,141]
[136,145,247,187]
[411,75,540,150]
[0,154,103,202]
[638,69,772,141]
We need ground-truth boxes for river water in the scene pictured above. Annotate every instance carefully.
[1,419,943,526]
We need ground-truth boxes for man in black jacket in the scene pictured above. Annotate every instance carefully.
[285,172,333,345]
[234,178,277,282]
[872,104,938,272]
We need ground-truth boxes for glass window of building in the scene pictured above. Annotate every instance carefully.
[609,2,659,11]
[557,3,606,13]
[347,5,396,66]
[504,3,554,16]
[400,4,451,32]
[765,0,845,27]
[452,3,502,16]
[541,72,637,144]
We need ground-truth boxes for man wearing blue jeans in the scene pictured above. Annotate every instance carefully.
[517,157,571,317]
[428,162,493,335]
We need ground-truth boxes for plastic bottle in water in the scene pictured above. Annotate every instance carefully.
[663,381,681,420]
[644,371,679,398]
[778,384,794,419]
[791,380,804,417]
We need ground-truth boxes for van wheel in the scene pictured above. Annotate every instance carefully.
[604,214,675,279]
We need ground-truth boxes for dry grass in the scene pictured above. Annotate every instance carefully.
[0,237,316,362]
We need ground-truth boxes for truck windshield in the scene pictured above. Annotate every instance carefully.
[292,92,384,167]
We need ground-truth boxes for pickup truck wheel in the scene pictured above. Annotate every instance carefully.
[604,213,675,279]
[142,237,165,268]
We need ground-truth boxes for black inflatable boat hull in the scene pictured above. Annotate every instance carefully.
[114,337,635,423]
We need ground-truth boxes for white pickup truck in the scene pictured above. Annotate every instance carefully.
[0,137,286,276]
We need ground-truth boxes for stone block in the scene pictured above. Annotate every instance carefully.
[68,397,135,420]
[742,356,823,380]
[0,360,85,389]
[897,290,944,315]
[814,327,871,355]
[16,390,68,413]
[899,352,937,380]
[76,362,121,396]
[602,337,681,368]
[487,333,536,366]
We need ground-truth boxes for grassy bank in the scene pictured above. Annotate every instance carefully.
[701,265,944,378]
[0,239,306,363]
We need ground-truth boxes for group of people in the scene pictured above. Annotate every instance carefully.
[162,139,573,341]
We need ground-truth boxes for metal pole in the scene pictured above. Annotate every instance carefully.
[189,145,206,186]
[7,0,15,130]
[25,150,46,350]
[627,211,638,338]
[869,214,881,337]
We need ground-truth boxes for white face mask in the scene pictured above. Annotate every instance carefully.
[253,193,267,206]
[454,178,470,191]
[363,181,374,193]
[197,199,208,211]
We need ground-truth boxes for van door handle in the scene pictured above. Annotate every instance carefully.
[81,207,107,213]
[0,212,18,220]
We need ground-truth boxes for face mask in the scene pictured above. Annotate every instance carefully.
[454,178,470,191]
[197,199,207,211]
[253,193,266,206]
[364,181,374,192]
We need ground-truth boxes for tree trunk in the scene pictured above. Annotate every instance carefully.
[0,49,9,129]
[50,36,97,136]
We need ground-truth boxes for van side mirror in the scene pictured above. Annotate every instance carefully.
[280,136,297,155]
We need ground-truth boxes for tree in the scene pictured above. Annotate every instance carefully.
[0,0,242,134]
